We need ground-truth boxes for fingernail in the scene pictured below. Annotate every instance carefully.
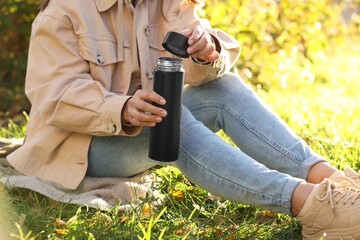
[188,47,193,53]
[161,110,167,116]
[156,117,162,122]
[160,98,166,104]
[189,39,194,45]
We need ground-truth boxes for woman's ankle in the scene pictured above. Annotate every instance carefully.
[306,161,338,184]
[291,182,315,216]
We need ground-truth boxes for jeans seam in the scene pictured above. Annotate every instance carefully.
[187,101,304,165]
[178,144,283,202]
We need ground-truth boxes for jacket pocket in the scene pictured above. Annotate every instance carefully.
[79,37,122,65]
[78,37,132,90]
[147,24,166,51]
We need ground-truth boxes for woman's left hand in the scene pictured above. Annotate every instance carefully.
[182,25,220,62]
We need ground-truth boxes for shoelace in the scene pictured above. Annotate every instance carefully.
[315,177,360,216]
[332,172,360,191]
[345,171,360,188]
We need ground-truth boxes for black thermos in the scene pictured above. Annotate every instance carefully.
[148,57,184,162]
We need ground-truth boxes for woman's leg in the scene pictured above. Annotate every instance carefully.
[182,73,335,182]
[86,75,360,237]
[87,127,157,178]
[88,106,303,215]
[174,107,303,215]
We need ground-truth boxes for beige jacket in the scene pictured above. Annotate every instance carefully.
[8,0,241,189]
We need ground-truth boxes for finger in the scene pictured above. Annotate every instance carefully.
[132,110,163,124]
[128,117,156,127]
[190,40,215,58]
[135,100,167,117]
[139,90,166,106]
[202,51,220,62]
[127,109,160,126]
[188,26,204,45]
[187,32,212,55]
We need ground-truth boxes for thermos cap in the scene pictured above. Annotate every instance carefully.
[162,31,190,58]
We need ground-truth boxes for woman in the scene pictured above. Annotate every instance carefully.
[8,0,360,238]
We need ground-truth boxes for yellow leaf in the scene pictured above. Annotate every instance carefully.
[262,210,277,217]
[172,229,183,235]
[141,203,154,217]
[50,217,67,227]
[55,228,68,235]
[168,190,184,201]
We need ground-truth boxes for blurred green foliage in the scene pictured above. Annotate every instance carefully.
[0,0,37,119]
[0,0,360,120]
[202,0,360,90]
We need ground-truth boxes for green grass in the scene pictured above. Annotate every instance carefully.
[0,111,28,139]
[1,43,360,239]
[1,168,301,239]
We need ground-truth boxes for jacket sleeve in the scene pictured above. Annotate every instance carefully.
[25,14,141,136]
[176,2,241,86]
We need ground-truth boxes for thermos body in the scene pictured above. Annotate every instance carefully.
[148,57,184,162]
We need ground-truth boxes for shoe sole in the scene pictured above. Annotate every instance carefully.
[303,224,360,239]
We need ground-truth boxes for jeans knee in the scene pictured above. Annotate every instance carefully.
[213,73,254,97]
[183,72,253,110]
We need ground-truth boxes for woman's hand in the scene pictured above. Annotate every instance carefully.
[122,90,167,127]
[183,25,220,62]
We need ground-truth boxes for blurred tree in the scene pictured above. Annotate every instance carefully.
[0,0,359,121]
[202,0,360,90]
[0,0,38,120]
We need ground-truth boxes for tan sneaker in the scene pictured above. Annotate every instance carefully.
[329,169,360,189]
[297,177,360,239]
[344,168,360,187]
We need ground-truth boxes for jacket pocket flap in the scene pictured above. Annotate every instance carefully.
[79,37,120,65]
[148,24,166,51]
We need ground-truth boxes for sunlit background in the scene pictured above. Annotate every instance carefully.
[1,0,360,238]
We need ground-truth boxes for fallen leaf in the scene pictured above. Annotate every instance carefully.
[55,228,67,235]
[141,203,154,217]
[262,210,278,217]
[172,229,183,235]
[168,190,184,201]
[52,218,67,227]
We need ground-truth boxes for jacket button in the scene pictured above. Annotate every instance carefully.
[144,26,150,36]
[108,123,116,133]
[146,71,153,80]
[215,58,222,68]
[97,55,105,65]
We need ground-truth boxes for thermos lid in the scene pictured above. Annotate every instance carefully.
[162,31,190,58]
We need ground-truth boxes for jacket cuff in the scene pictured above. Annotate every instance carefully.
[100,95,141,136]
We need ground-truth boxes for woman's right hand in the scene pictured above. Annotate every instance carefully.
[122,89,167,127]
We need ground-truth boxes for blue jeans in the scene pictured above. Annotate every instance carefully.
[87,73,327,216]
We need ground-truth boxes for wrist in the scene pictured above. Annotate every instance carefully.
[121,97,132,127]
[121,118,133,127]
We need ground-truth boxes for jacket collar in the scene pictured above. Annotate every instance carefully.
[95,0,118,12]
